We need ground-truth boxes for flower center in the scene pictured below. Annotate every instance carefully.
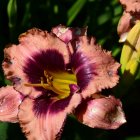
[25,70,77,99]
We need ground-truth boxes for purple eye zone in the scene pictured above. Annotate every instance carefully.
[23,49,65,84]
[71,52,97,90]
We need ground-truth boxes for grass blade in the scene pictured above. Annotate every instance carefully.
[7,0,17,40]
[67,0,87,25]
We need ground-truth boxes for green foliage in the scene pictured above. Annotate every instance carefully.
[0,123,8,140]
[7,0,17,40]
[126,137,140,140]
[67,0,87,25]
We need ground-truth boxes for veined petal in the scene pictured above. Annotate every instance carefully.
[75,96,126,129]
[2,28,71,98]
[0,86,23,123]
[71,36,120,98]
[18,91,81,140]
[52,25,87,43]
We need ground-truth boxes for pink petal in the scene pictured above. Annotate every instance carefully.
[75,96,126,129]
[120,0,140,12]
[117,11,140,42]
[71,36,120,98]
[2,28,71,98]
[51,25,87,43]
[117,12,132,41]
[118,0,140,41]
[0,86,23,123]
[18,92,81,140]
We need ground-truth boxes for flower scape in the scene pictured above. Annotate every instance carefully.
[0,25,126,140]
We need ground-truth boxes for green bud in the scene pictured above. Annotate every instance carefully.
[120,21,140,74]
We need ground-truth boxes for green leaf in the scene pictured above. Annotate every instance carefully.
[7,0,17,40]
[135,69,140,80]
[126,136,140,140]
[112,47,121,57]
[0,122,9,140]
[97,12,111,25]
[67,0,87,25]
[7,0,17,28]
[4,79,12,85]
[21,2,31,27]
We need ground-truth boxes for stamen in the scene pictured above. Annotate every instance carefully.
[24,70,53,90]
[24,77,52,90]
[24,70,64,95]
[24,70,77,98]
[44,71,53,86]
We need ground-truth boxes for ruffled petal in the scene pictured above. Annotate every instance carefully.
[52,25,87,43]
[75,96,126,129]
[2,28,71,98]
[120,0,140,12]
[0,86,23,123]
[71,36,120,98]
[18,91,81,140]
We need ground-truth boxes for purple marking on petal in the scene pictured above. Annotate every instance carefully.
[69,84,80,93]
[71,52,88,70]
[71,52,97,90]
[50,97,70,113]
[23,49,65,84]
[33,92,54,117]
[11,77,21,85]
[33,92,72,117]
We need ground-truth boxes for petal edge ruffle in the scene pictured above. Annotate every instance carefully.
[18,91,81,140]
[71,37,120,98]
[2,28,71,98]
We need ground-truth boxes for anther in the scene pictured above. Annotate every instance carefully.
[44,70,53,85]
[24,70,54,90]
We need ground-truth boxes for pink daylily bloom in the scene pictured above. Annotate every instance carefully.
[0,26,126,140]
[117,0,140,42]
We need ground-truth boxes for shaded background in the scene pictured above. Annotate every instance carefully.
[0,0,140,140]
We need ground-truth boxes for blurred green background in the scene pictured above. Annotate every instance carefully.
[0,0,140,140]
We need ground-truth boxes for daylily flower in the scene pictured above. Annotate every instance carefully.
[0,25,126,140]
[117,0,140,42]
